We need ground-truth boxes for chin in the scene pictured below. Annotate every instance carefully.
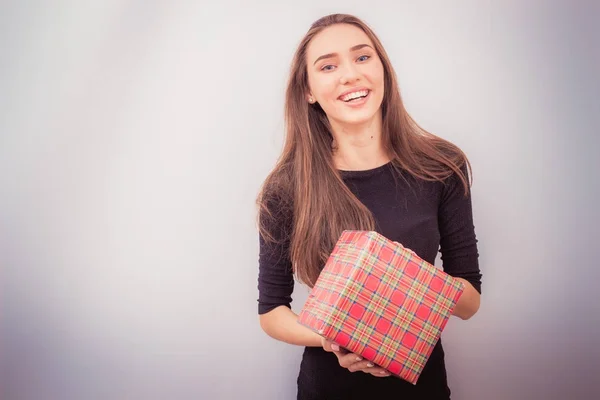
[338,109,380,125]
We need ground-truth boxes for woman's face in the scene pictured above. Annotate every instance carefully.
[306,24,385,127]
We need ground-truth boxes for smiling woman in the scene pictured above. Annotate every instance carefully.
[255,13,482,400]
[306,26,385,129]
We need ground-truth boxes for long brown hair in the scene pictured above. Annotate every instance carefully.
[256,14,471,288]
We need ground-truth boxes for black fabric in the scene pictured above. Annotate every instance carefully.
[257,161,482,398]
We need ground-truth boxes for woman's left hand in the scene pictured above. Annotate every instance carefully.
[321,338,391,377]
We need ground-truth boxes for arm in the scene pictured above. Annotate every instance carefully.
[452,278,480,320]
[259,305,322,347]
[438,164,483,320]
[256,192,391,377]
[257,190,322,346]
[259,308,391,377]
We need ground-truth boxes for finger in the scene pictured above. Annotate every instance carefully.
[322,339,341,353]
[347,359,386,373]
[345,360,391,377]
[321,341,333,352]
[393,241,416,255]
[347,359,375,372]
[367,368,391,377]
[338,353,364,368]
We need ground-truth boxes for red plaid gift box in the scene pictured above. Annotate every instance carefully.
[297,230,465,385]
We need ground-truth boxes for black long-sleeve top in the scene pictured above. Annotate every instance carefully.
[257,161,482,399]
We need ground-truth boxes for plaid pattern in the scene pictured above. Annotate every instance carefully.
[297,230,465,385]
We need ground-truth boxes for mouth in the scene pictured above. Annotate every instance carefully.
[338,89,371,103]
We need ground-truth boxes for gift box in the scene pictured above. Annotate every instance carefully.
[297,230,465,385]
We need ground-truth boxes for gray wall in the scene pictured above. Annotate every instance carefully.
[1,1,598,399]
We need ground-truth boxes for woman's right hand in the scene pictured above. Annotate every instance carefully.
[321,337,391,377]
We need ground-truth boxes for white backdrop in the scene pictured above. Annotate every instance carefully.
[1,1,599,399]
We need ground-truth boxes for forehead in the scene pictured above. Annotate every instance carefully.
[306,24,374,62]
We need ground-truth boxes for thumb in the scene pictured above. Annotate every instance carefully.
[323,338,340,352]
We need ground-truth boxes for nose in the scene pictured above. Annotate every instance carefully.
[339,62,360,85]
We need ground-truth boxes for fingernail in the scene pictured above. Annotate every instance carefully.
[355,356,362,361]
[367,362,374,367]
[331,344,340,351]
[380,371,388,375]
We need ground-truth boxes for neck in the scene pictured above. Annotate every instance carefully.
[328,111,390,171]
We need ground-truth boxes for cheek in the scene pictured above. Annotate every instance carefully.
[359,59,383,81]
[368,65,385,87]
[316,78,339,101]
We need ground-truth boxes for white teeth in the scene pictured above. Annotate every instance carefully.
[341,90,369,102]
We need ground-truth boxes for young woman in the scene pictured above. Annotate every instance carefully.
[256,13,482,399]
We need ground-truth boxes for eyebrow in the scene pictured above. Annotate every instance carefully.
[312,44,374,66]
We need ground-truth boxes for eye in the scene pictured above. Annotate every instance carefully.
[321,64,336,71]
[357,55,370,62]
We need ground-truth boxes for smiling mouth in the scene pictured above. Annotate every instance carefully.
[339,89,371,102]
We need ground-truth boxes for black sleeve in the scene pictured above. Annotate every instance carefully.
[438,164,483,293]
[257,192,295,315]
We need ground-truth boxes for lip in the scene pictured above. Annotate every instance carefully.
[339,89,371,108]
[337,87,371,101]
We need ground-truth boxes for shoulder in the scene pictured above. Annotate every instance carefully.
[257,166,295,239]
[258,168,293,215]
[427,134,466,161]
[394,135,471,195]
[425,136,471,194]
